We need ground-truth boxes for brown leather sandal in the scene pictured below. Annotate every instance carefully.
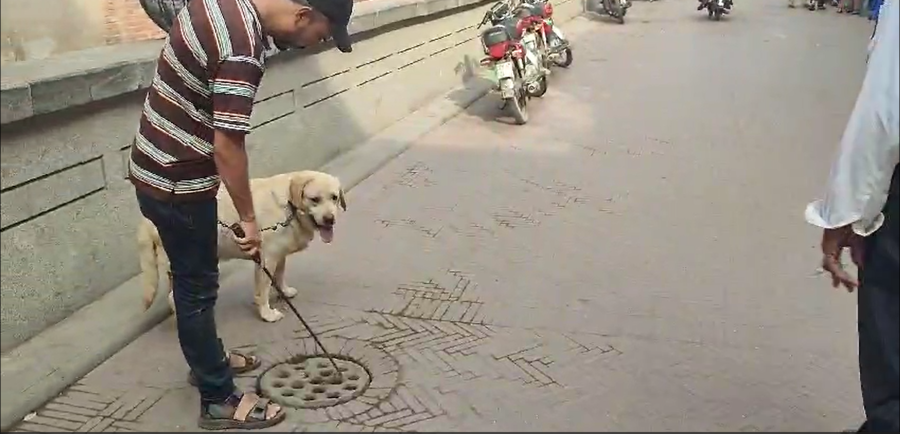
[199,392,285,431]
[188,350,261,387]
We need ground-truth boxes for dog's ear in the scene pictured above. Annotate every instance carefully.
[289,174,314,205]
[338,189,347,211]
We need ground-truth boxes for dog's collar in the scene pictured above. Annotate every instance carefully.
[287,200,316,227]
[273,200,309,232]
[287,200,302,221]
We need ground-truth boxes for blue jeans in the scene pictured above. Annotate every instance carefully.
[136,190,235,404]
[868,0,883,20]
[857,165,899,433]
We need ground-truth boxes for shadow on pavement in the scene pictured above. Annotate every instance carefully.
[448,54,512,124]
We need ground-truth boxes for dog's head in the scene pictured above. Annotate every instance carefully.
[289,172,346,244]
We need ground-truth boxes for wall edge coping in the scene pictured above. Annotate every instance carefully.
[0,0,485,125]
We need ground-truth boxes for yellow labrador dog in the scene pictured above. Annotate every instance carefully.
[137,170,346,322]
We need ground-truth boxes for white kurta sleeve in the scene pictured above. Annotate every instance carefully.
[805,0,900,236]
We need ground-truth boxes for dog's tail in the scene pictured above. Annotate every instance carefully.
[137,221,161,310]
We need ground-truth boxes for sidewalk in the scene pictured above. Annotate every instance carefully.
[10,3,872,432]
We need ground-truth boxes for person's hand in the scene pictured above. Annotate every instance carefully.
[820,226,866,292]
[235,219,261,259]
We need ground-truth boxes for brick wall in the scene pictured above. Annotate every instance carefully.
[104,0,165,44]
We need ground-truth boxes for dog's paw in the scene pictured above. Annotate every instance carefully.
[259,307,285,323]
[282,286,299,298]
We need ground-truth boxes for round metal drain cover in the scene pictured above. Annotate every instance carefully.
[258,357,370,409]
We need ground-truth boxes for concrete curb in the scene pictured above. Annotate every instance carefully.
[0,79,491,432]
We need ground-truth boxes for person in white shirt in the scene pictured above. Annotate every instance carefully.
[805,0,898,431]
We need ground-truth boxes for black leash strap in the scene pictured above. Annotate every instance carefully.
[229,223,343,381]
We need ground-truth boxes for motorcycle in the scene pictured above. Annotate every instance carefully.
[513,1,554,76]
[521,0,573,68]
[478,0,550,124]
[599,0,632,24]
[139,0,187,32]
[806,0,826,10]
[699,0,733,20]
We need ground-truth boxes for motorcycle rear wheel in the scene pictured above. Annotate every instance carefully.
[528,76,548,98]
[508,91,529,125]
[553,47,573,68]
[139,0,187,32]
[499,75,528,125]
[600,0,625,24]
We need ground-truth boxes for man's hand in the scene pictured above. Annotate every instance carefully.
[235,219,261,259]
[820,226,866,291]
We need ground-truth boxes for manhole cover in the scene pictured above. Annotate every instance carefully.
[258,356,370,409]
[244,337,399,418]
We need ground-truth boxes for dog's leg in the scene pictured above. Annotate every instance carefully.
[274,257,299,298]
[255,260,284,323]
[167,272,176,314]
[138,226,161,310]
[159,251,177,315]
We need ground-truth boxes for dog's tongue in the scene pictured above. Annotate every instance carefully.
[320,227,334,244]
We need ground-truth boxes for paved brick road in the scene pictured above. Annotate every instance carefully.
[13,1,877,431]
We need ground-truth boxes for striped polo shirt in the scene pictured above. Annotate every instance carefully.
[129,0,267,201]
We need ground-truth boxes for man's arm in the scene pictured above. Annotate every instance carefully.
[807,0,899,290]
[214,129,255,221]
[211,55,265,223]
[805,0,899,236]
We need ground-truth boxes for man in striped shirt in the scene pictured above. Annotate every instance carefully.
[130,0,353,429]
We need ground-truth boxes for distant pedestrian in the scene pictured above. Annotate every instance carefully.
[796,0,826,10]
[838,0,863,14]
[869,0,885,20]
[805,0,899,432]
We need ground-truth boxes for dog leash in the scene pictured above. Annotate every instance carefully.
[216,201,302,234]
[228,223,344,382]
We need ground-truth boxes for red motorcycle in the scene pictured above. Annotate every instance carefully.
[522,0,573,68]
[478,1,550,124]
